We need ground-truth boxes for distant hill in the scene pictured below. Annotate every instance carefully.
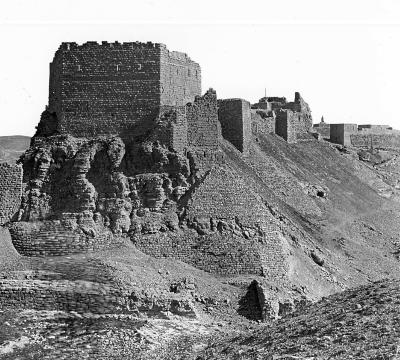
[0,135,30,164]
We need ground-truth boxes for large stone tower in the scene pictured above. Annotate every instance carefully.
[44,41,201,139]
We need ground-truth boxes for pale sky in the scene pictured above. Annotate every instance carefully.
[1,0,400,136]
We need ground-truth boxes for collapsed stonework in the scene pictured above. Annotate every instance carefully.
[252,92,313,143]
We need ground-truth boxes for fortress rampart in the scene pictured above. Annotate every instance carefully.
[45,41,201,140]
[330,123,400,149]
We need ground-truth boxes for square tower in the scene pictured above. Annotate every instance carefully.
[218,98,251,154]
[330,124,358,145]
[47,42,201,139]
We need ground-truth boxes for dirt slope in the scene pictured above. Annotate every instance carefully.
[200,278,400,359]
[0,136,30,164]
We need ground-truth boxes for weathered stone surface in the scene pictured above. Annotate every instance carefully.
[252,92,313,143]
[0,163,22,225]
[218,98,252,154]
[42,41,201,141]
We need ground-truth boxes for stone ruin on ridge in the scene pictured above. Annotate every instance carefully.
[0,41,315,279]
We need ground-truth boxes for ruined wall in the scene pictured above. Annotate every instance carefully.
[282,92,313,136]
[9,221,119,257]
[134,167,287,277]
[160,47,201,106]
[0,163,22,225]
[349,133,400,149]
[358,124,393,132]
[186,89,220,150]
[0,279,195,317]
[218,99,251,154]
[149,107,188,153]
[47,41,201,140]
[275,109,297,143]
[251,109,275,135]
[313,122,330,139]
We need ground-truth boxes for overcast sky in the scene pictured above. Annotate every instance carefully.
[1,0,400,136]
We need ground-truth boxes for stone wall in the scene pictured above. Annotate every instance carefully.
[8,221,120,257]
[0,279,195,317]
[349,133,400,149]
[282,92,313,137]
[132,166,288,278]
[186,89,220,150]
[160,47,201,106]
[251,109,275,135]
[313,122,330,139]
[46,41,201,140]
[254,92,312,143]
[218,98,252,154]
[275,109,297,143]
[330,124,358,146]
[0,163,22,225]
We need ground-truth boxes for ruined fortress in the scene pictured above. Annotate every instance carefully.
[1,41,399,279]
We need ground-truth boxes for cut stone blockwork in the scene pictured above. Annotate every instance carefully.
[186,89,220,150]
[39,41,201,140]
[312,116,330,139]
[275,109,297,143]
[330,122,400,149]
[252,92,313,143]
[330,124,358,146]
[218,98,252,154]
[0,163,22,225]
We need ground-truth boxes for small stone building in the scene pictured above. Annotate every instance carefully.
[330,124,358,146]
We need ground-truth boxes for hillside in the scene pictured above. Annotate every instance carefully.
[0,136,30,164]
[2,132,400,358]
[199,278,400,359]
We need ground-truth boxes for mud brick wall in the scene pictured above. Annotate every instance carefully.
[350,133,400,149]
[186,89,220,149]
[251,109,275,135]
[0,164,22,225]
[275,109,297,143]
[48,42,201,140]
[218,99,251,154]
[8,221,120,256]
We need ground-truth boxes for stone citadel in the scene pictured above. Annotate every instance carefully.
[3,42,400,352]
[1,41,400,277]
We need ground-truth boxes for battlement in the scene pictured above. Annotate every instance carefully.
[58,41,165,52]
